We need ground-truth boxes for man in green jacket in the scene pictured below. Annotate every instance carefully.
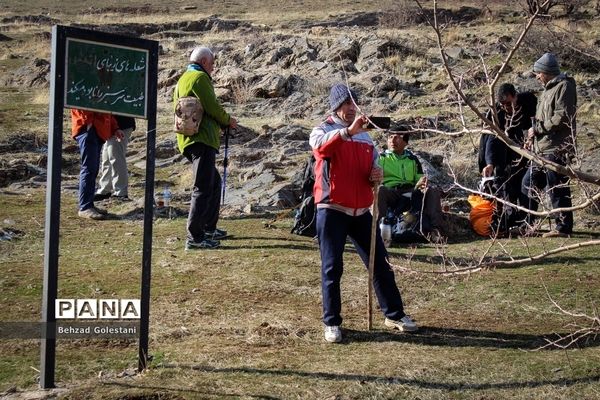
[520,53,576,238]
[174,46,237,250]
[377,130,427,219]
[377,128,445,242]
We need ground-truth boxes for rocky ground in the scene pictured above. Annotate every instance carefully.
[1,4,599,219]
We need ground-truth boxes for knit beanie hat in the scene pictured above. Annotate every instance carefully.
[533,53,560,76]
[329,83,358,111]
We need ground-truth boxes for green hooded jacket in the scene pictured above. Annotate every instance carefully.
[378,150,424,189]
[534,74,577,156]
[173,66,230,153]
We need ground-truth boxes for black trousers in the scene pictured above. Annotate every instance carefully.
[521,154,573,234]
[494,164,528,229]
[183,142,222,242]
[377,185,414,218]
[377,185,444,231]
[316,208,406,326]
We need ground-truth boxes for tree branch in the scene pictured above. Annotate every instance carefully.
[413,0,600,186]
[390,239,600,276]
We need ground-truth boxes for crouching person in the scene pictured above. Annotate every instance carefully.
[378,128,445,241]
[310,83,418,343]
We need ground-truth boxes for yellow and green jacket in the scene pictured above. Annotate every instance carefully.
[378,149,424,189]
[173,64,231,152]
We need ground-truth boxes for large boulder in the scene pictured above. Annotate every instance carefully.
[0,58,50,88]
[281,37,318,65]
[358,37,413,62]
[326,36,360,63]
[267,46,294,66]
[251,73,291,98]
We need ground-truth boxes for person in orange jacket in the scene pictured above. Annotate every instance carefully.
[71,109,123,219]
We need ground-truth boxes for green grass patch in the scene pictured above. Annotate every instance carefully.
[1,187,600,398]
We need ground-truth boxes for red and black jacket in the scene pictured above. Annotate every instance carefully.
[309,115,377,214]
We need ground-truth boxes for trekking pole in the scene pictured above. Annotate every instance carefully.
[367,184,380,331]
[221,127,230,205]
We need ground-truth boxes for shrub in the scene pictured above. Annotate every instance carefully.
[526,0,592,16]
[522,26,600,73]
[378,0,424,28]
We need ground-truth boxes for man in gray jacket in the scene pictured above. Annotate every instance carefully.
[520,53,577,238]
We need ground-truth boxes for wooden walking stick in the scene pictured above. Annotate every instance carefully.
[367,184,380,330]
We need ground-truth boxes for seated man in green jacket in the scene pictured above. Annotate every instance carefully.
[377,129,444,238]
[174,46,237,250]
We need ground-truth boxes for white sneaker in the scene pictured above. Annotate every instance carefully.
[324,325,342,343]
[384,315,418,332]
[78,208,105,220]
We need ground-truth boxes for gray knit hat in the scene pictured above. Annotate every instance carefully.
[329,83,358,111]
[533,53,560,76]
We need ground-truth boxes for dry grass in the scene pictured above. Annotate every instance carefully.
[1,187,600,399]
[384,54,431,78]
[1,1,600,398]
[31,91,48,105]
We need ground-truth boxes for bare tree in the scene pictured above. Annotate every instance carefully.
[414,0,600,185]
[406,0,600,348]
[526,0,591,16]
[535,283,600,350]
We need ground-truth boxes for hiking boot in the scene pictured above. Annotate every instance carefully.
[185,238,220,250]
[78,208,105,220]
[509,224,538,238]
[542,230,569,238]
[205,228,228,240]
[94,192,112,201]
[384,315,418,332]
[112,195,132,202]
[94,206,108,215]
[324,325,342,343]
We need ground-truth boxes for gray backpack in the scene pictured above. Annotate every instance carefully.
[174,95,203,136]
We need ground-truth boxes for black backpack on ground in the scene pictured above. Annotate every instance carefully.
[391,210,432,244]
[387,187,441,244]
[291,155,317,237]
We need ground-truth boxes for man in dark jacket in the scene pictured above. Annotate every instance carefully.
[520,53,577,238]
[480,83,537,229]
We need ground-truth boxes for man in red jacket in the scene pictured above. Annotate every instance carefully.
[71,109,123,220]
[309,83,418,343]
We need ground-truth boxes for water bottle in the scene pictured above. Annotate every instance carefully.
[162,186,172,207]
[379,208,393,247]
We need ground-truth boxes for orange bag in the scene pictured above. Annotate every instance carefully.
[468,194,495,236]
